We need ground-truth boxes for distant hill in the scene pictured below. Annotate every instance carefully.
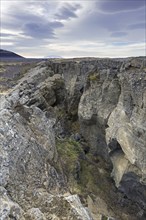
[0,49,24,59]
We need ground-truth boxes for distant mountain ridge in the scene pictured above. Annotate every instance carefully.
[0,49,24,58]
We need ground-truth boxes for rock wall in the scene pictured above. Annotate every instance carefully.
[0,57,146,220]
[50,57,146,218]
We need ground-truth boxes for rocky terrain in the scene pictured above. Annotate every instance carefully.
[0,56,146,220]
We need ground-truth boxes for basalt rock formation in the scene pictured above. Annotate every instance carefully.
[0,57,146,220]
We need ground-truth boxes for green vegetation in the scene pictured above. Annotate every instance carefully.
[88,73,99,82]
[56,138,83,193]
[101,216,108,220]
[89,74,97,81]
[0,65,6,72]
[56,138,83,175]
[56,138,111,198]
[55,108,66,119]
[71,121,80,133]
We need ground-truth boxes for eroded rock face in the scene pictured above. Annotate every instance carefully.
[0,62,93,220]
[78,63,121,160]
[77,57,146,217]
[0,57,146,220]
[105,60,146,205]
[0,186,25,220]
[1,104,65,207]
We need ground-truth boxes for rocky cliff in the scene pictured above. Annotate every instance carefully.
[0,57,146,220]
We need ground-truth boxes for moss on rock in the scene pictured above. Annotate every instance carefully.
[56,138,112,200]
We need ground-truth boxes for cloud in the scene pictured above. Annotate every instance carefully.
[22,21,63,39]
[128,22,146,30]
[55,3,81,20]
[51,21,64,28]
[111,32,128,37]
[22,23,54,39]
[2,2,64,40]
[15,39,48,48]
[0,33,17,37]
[1,42,14,46]
[60,2,145,43]
[1,0,145,58]
[98,0,145,13]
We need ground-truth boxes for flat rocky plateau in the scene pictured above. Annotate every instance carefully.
[0,57,146,220]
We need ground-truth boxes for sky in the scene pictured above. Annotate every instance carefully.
[0,0,146,58]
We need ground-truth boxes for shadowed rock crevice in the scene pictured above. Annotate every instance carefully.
[108,138,122,153]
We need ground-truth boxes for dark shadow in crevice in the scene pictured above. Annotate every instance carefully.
[108,138,122,153]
